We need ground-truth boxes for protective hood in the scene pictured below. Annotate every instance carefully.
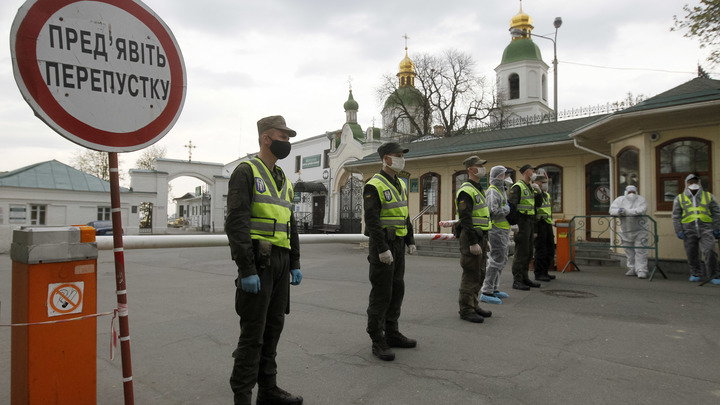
[684,174,703,193]
[489,165,507,187]
[624,185,638,196]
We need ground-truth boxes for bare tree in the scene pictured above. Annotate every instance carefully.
[71,149,125,182]
[611,92,645,110]
[135,145,167,170]
[377,49,495,138]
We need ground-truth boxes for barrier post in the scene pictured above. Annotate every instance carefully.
[11,225,98,404]
[555,219,575,272]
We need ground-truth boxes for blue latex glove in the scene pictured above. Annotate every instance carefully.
[677,232,685,240]
[240,274,261,294]
[714,230,720,239]
[290,269,303,285]
[618,207,624,214]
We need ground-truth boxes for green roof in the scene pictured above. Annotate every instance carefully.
[343,90,359,111]
[618,77,720,114]
[348,123,364,141]
[0,160,128,192]
[500,38,543,64]
[346,115,606,165]
[383,86,427,109]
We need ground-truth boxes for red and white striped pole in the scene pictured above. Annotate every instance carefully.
[109,152,134,405]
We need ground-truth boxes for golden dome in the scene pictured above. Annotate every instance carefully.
[510,2,534,34]
[399,48,415,74]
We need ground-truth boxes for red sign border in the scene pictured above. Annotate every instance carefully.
[11,0,186,152]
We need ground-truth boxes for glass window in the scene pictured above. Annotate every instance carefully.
[295,155,301,173]
[30,205,46,225]
[421,174,440,214]
[97,207,111,220]
[509,73,520,100]
[537,164,563,213]
[656,138,711,210]
[323,149,330,169]
[617,147,639,196]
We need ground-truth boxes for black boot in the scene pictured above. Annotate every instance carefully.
[386,332,417,348]
[475,307,492,318]
[460,312,484,323]
[372,338,395,361]
[256,386,303,405]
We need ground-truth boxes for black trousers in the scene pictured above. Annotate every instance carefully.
[230,245,290,405]
[512,215,535,282]
[534,220,555,276]
[366,237,406,341]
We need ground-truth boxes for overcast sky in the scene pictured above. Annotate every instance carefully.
[0,0,710,195]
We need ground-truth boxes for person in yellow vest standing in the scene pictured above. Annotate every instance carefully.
[455,156,494,322]
[532,169,557,282]
[363,142,417,361]
[479,165,512,305]
[672,174,720,284]
[226,115,303,405]
[508,164,542,291]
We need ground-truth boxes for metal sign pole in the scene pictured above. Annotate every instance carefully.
[109,152,135,405]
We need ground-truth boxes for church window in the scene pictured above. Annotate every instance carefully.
[542,74,548,101]
[419,172,441,232]
[616,147,639,196]
[656,138,711,211]
[509,74,520,99]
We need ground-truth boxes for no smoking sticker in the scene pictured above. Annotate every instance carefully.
[48,282,84,317]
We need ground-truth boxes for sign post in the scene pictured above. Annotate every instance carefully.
[11,1,186,403]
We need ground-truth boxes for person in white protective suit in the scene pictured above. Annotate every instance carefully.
[479,166,512,304]
[609,185,650,278]
[672,174,720,284]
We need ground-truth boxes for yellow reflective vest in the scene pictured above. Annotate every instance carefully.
[488,184,510,230]
[513,180,536,216]
[367,173,409,237]
[536,192,552,224]
[243,158,294,248]
[679,191,713,224]
[455,182,491,231]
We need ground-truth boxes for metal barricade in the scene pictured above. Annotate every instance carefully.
[561,215,667,281]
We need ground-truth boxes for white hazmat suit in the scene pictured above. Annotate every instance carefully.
[480,166,512,304]
[609,185,650,278]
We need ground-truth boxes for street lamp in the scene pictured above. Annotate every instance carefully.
[511,16,562,121]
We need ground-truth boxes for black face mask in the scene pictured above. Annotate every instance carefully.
[269,139,291,159]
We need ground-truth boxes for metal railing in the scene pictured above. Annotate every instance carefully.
[561,215,667,281]
[412,205,436,233]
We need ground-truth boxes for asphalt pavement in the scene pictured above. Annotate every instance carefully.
[1,242,720,404]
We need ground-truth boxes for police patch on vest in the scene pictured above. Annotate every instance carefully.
[384,190,393,201]
[475,195,481,204]
[255,178,266,193]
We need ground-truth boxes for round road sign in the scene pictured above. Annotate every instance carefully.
[10,0,186,152]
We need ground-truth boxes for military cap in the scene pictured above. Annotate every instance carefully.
[257,115,296,137]
[463,155,487,168]
[519,164,537,174]
[377,142,409,158]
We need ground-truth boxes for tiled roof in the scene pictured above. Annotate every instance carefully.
[0,160,128,192]
[347,115,606,165]
[619,77,720,114]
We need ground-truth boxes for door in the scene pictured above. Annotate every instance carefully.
[340,176,363,233]
[585,159,610,241]
[312,196,326,228]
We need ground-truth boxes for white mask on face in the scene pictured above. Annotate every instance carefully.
[626,193,638,202]
[688,183,701,191]
[475,167,486,177]
[541,183,548,192]
[530,173,538,181]
[386,156,405,172]
[505,176,513,184]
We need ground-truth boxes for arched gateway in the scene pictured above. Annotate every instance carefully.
[129,158,229,234]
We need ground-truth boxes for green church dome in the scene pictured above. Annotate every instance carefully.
[383,86,426,110]
[343,90,359,111]
[500,38,543,64]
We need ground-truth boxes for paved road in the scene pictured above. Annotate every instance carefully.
[1,243,720,404]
